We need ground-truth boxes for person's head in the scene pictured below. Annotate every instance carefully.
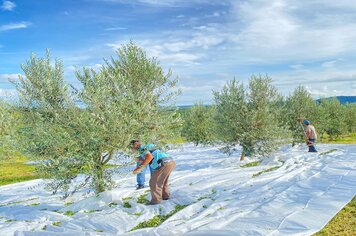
[129,140,141,150]
[303,120,311,125]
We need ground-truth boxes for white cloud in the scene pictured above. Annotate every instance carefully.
[223,0,356,63]
[290,64,304,70]
[102,0,356,102]
[106,42,126,50]
[1,1,16,11]
[106,25,224,66]
[0,88,17,98]
[271,67,356,98]
[89,64,103,70]
[0,73,21,81]
[60,54,93,64]
[213,12,221,17]
[107,41,202,64]
[321,59,343,68]
[0,22,31,32]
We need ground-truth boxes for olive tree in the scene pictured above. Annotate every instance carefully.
[214,75,288,160]
[182,102,215,146]
[318,97,347,140]
[14,42,181,195]
[0,100,19,160]
[284,86,317,146]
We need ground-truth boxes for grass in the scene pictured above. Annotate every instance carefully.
[319,149,338,156]
[313,196,356,235]
[165,137,186,144]
[0,200,23,207]
[241,161,261,168]
[0,151,119,187]
[109,202,118,207]
[197,196,209,201]
[137,193,150,204]
[63,211,76,216]
[0,154,39,186]
[86,209,101,213]
[52,221,62,227]
[122,196,133,201]
[134,212,142,216]
[28,203,40,206]
[320,133,356,144]
[0,197,38,207]
[5,219,16,222]
[130,205,188,231]
[104,164,122,169]
[123,202,132,208]
[252,166,280,178]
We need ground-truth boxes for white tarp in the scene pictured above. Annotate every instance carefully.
[0,143,355,236]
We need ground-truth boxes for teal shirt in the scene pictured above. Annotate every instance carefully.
[139,144,169,172]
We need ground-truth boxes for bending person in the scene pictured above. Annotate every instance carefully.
[130,140,176,205]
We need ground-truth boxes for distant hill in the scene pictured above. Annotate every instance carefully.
[177,105,194,110]
[317,96,356,104]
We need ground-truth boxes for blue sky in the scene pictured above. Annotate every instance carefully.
[1,0,356,105]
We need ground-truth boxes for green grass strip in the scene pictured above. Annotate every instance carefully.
[241,161,261,168]
[137,193,150,204]
[313,196,356,235]
[252,166,280,178]
[319,149,338,156]
[130,205,188,231]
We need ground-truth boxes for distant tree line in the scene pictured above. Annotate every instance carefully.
[181,77,356,160]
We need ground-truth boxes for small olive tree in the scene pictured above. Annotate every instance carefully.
[344,103,356,133]
[14,42,181,195]
[0,100,19,160]
[284,86,317,146]
[214,75,288,160]
[182,102,215,146]
[318,97,347,140]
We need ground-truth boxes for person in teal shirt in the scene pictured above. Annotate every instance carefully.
[130,140,176,204]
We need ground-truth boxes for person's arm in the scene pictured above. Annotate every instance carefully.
[133,153,153,174]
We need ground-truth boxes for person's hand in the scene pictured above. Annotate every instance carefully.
[133,167,141,174]
[133,166,142,174]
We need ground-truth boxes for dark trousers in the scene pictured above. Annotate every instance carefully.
[308,138,317,152]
